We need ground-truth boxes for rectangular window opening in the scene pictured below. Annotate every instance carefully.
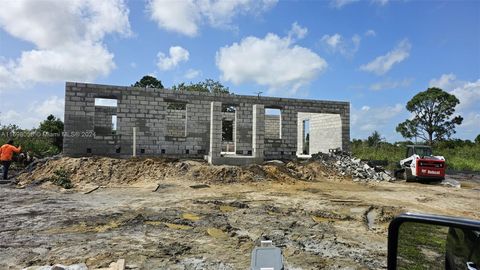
[95,98,117,107]
[297,112,342,156]
[221,105,236,153]
[222,104,236,113]
[303,119,310,155]
[111,115,117,134]
[265,108,282,139]
[166,101,187,137]
[94,98,118,136]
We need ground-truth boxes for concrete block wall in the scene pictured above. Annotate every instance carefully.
[94,106,116,135]
[63,82,350,160]
[297,113,343,155]
[221,111,236,152]
[165,108,186,137]
[265,115,281,139]
[252,104,265,158]
[235,104,253,155]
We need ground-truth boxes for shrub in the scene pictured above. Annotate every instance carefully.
[50,169,73,189]
[0,124,61,159]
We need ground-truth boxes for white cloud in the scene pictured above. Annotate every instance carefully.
[157,46,190,71]
[321,34,342,49]
[216,25,327,94]
[320,33,361,57]
[147,0,277,36]
[461,112,480,130]
[365,29,376,37]
[184,69,201,79]
[360,39,411,75]
[351,103,404,134]
[450,80,480,138]
[429,74,480,111]
[330,0,360,9]
[0,0,131,88]
[428,73,463,91]
[428,74,480,139]
[330,0,388,9]
[15,42,115,83]
[370,78,413,91]
[0,95,64,128]
[371,0,389,6]
[288,22,308,41]
[449,79,480,112]
[32,96,65,118]
[147,0,199,36]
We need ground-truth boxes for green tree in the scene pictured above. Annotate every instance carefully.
[172,79,230,94]
[475,134,480,144]
[39,114,64,150]
[133,75,164,89]
[367,130,382,148]
[396,87,463,145]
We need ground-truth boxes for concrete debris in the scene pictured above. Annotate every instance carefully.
[440,178,461,188]
[23,263,88,270]
[311,151,395,182]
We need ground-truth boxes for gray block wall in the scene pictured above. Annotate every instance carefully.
[94,106,116,136]
[297,113,343,155]
[63,82,350,161]
[165,108,187,137]
[265,115,281,139]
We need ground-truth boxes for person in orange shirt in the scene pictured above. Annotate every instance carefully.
[0,140,22,180]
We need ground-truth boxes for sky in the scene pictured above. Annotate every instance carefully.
[0,0,479,142]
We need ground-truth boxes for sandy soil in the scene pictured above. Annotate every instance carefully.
[1,168,479,269]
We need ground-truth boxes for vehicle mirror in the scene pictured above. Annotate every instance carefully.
[388,213,480,270]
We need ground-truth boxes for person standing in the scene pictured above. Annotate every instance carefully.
[0,140,22,180]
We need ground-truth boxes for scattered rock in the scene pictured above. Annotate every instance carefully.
[311,151,395,182]
[440,178,461,188]
[23,263,88,270]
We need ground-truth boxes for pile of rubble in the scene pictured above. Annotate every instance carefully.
[311,151,394,182]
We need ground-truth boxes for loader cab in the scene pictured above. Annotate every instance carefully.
[406,145,433,158]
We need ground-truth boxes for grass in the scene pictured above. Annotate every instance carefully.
[352,142,480,172]
[397,222,448,270]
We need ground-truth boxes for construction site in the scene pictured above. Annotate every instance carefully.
[0,82,479,270]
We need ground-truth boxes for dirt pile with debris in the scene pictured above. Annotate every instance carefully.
[16,151,396,189]
[311,151,395,182]
[16,156,341,189]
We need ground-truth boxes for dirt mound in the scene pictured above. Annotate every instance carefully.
[16,156,339,189]
[17,157,179,188]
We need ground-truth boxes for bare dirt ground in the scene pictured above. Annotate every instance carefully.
[0,157,479,270]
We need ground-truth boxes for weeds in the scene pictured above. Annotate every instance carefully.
[352,141,480,172]
[50,169,73,189]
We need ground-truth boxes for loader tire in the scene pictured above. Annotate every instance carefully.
[404,168,415,182]
[394,168,405,180]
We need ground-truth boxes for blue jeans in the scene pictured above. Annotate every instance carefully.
[2,161,11,180]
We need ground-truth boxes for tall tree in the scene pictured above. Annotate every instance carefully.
[367,130,382,147]
[396,87,463,145]
[39,114,64,150]
[172,79,230,94]
[133,75,164,89]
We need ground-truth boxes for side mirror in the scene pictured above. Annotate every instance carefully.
[388,213,480,270]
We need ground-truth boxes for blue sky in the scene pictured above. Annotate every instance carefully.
[0,0,479,141]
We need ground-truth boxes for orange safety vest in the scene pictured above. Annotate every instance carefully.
[0,144,22,161]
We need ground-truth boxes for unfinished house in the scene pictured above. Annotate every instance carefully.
[63,82,350,165]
